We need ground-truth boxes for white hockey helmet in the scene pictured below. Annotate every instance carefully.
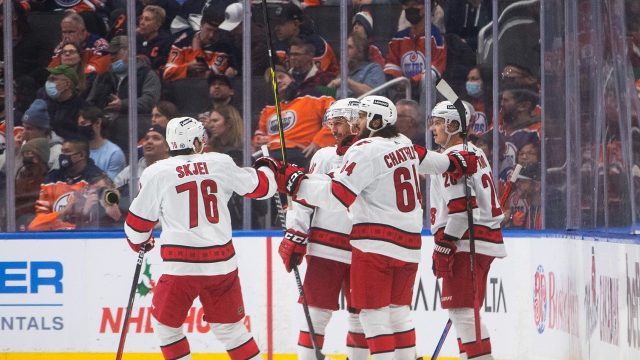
[430,100,471,136]
[358,95,397,132]
[323,97,360,127]
[165,116,207,151]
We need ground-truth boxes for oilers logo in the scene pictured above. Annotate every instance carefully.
[53,191,75,213]
[400,51,426,79]
[267,110,296,135]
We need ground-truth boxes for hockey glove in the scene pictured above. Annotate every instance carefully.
[127,236,155,253]
[447,150,478,180]
[283,164,306,196]
[432,234,457,278]
[253,156,282,174]
[278,229,307,272]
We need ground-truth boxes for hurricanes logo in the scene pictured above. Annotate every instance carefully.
[137,259,156,297]
[400,51,426,79]
[267,110,296,134]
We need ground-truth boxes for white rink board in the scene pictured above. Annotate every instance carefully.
[2,233,640,359]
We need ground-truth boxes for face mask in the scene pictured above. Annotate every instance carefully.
[59,153,73,170]
[111,59,127,74]
[22,157,35,167]
[45,81,60,99]
[466,81,482,97]
[78,125,96,140]
[405,7,423,25]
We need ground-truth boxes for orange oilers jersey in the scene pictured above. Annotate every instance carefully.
[384,24,447,83]
[28,180,88,231]
[49,34,111,75]
[255,95,335,150]
[163,32,237,81]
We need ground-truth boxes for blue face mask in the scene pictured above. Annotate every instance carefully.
[45,81,60,99]
[111,59,127,74]
[466,81,482,97]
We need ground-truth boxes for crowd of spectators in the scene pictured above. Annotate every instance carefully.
[0,0,637,231]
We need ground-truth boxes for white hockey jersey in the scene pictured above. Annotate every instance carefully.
[286,146,353,264]
[429,143,507,258]
[296,135,423,263]
[124,152,276,275]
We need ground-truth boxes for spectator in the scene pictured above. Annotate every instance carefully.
[136,5,173,72]
[444,0,492,51]
[395,99,425,146]
[503,163,541,230]
[516,141,540,168]
[49,12,111,76]
[269,2,339,75]
[136,0,180,33]
[28,138,110,231]
[288,37,334,97]
[114,124,169,208]
[218,2,269,76]
[163,6,239,81]
[42,64,88,141]
[351,10,385,67]
[59,41,90,97]
[500,88,541,179]
[77,106,126,180]
[204,105,244,228]
[205,105,243,164]
[21,99,63,171]
[208,73,235,109]
[15,138,50,230]
[87,35,161,149]
[327,33,385,98]
[464,65,493,135]
[385,0,447,97]
[254,65,334,168]
[151,101,179,127]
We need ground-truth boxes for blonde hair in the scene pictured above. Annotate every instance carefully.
[144,5,166,27]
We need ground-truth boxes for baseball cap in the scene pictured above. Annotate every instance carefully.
[106,35,128,54]
[22,99,51,129]
[269,3,303,23]
[47,64,79,87]
[263,64,290,83]
[517,163,540,181]
[219,2,242,31]
[147,124,166,139]
[208,73,233,88]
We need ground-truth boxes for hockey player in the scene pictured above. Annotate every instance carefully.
[259,95,477,360]
[428,101,507,360]
[124,117,277,360]
[279,98,370,359]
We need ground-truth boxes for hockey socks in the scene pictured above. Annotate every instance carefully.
[449,308,493,360]
[390,305,416,360]
[359,307,395,360]
[211,321,261,360]
[297,307,331,360]
[152,316,192,360]
[346,313,369,360]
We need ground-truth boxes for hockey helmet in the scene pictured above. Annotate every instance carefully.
[324,98,360,127]
[165,116,207,151]
[430,100,471,136]
[358,95,396,132]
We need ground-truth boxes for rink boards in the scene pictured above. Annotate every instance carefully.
[1,231,640,360]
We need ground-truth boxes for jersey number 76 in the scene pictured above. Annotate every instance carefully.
[176,179,219,228]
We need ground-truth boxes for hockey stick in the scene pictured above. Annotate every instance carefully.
[435,78,481,342]
[260,145,322,359]
[430,165,520,360]
[115,243,147,360]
